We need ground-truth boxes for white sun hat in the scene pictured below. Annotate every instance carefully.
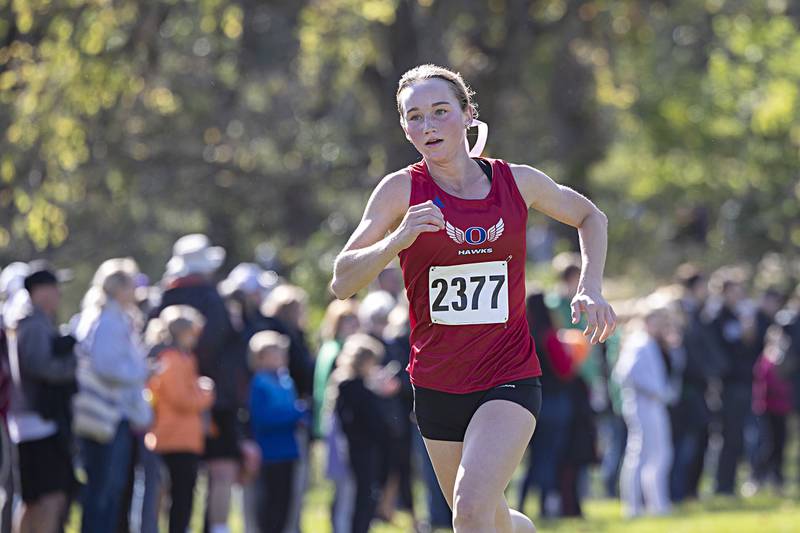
[219,262,279,297]
[165,234,226,278]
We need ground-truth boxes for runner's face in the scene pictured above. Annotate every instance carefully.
[399,78,471,160]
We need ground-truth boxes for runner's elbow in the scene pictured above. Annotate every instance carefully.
[329,277,351,300]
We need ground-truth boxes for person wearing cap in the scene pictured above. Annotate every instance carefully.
[247,330,307,533]
[6,262,76,533]
[155,234,237,533]
[216,262,281,533]
[218,262,279,414]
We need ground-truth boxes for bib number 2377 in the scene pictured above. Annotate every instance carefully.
[428,261,509,325]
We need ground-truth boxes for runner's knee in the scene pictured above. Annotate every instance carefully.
[453,484,495,529]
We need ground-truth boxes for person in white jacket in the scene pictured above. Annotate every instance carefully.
[613,300,683,517]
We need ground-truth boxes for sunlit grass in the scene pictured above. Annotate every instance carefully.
[64,416,800,532]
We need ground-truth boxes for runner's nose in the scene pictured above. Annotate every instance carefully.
[423,114,436,134]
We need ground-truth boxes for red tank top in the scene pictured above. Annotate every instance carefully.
[398,158,542,393]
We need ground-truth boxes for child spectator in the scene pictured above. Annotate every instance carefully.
[248,330,307,533]
[145,305,215,533]
[332,333,398,533]
[614,298,681,517]
[748,324,793,493]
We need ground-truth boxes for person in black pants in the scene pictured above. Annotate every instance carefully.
[248,330,308,533]
[161,453,199,533]
[333,334,397,533]
[670,266,726,501]
[712,279,760,495]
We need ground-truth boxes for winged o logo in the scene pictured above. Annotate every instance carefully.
[446,218,504,246]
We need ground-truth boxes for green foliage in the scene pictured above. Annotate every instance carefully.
[589,0,800,276]
[1,0,798,307]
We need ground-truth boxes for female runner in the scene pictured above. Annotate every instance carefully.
[331,64,616,533]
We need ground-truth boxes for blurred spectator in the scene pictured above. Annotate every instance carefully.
[156,234,237,533]
[332,334,397,533]
[712,278,760,495]
[260,285,314,399]
[545,256,598,517]
[218,263,278,533]
[375,267,404,301]
[380,303,416,525]
[260,284,314,533]
[248,331,307,533]
[598,333,625,499]
[614,299,681,517]
[313,299,360,440]
[746,324,794,494]
[72,258,152,533]
[7,262,76,533]
[357,291,408,521]
[146,305,215,533]
[751,289,784,358]
[0,262,30,533]
[518,291,575,518]
[670,265,726,501]
[219,262,280,409]
[544,254,581,330]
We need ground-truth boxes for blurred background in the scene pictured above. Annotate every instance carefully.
[2,1,800,533]
[1,0,798,307]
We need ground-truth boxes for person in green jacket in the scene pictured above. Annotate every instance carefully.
[312,299,360,439]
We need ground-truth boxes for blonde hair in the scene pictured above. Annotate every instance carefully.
[248,330,290,369]
[81,257,139,311]
[333,333,385,381]
[261,284,308,321]
[320,298,359,343]
[396,64,478,119]
[157,305,206,346]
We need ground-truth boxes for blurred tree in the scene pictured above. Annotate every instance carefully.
[0,0,797,311]
[588,0,800,275]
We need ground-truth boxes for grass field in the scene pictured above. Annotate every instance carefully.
[64,464,800,533]
[300,480,800,533]
[66,420,800,533]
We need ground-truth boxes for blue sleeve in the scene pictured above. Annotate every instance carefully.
[249,377,304,432]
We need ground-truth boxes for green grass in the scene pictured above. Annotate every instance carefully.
[66,416,800,533]
[66,468,800,533]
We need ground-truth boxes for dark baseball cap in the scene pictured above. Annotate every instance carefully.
[23,260,71,293]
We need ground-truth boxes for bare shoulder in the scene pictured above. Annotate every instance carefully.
[506,163,556,208]
[364,168,412,222]
[373,168,412,205]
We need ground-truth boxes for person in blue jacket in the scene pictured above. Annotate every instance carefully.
[248,330,308,533]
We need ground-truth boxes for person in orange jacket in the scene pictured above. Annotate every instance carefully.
[146,305,215,533]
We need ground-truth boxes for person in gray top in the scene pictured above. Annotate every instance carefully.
[72,258,151,533]
[7,263,76,533]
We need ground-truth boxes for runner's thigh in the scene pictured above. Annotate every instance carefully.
[458,400,536,501]
[423,438,463,509]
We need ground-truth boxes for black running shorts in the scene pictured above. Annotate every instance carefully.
[413,377,542,442]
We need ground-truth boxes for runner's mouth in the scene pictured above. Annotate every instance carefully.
[425,139,443,146]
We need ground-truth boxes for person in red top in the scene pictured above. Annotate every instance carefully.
[331,64,616,533]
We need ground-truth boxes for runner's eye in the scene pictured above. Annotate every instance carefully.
[435,109,447,116]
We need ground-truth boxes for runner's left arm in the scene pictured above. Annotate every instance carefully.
[509,164,616,344]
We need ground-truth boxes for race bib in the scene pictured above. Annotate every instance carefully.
[429,261,509,325]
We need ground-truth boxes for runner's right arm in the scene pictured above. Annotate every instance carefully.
[331,171,444,299]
